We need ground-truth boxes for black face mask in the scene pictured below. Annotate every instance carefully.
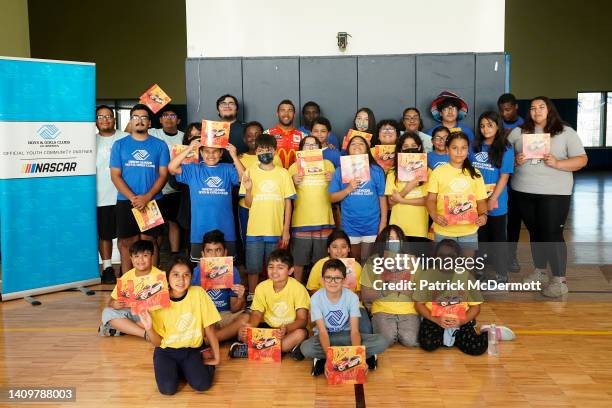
[401,148,421,154]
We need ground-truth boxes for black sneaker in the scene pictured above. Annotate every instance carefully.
[228,342,248,359]
[508,257,521,273]
[101,267,116,284]
[366,354,378,370]
[311,358,326,376]
[290,344,305,361]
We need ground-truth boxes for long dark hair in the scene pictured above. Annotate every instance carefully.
[182,122,201,145]
[446,132,480,179]
[392,131,424,186]
[473,111,509,169]
[521,96,565,136]
[399,107,424,132]
[346,135,381,169]
[351,107,377,135]
[372,119,400,146]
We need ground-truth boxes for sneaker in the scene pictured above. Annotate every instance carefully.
[522,268,549,285]
[98,323,122,337]
[101,267,116,285]
[542,281,569,298]
[508,257,521,273]
[228,342,248,359]
[311,358,326,376]
[480,325,516,341]
[291,344,305,361]
[246,294,254,308]
[366,354,378,370]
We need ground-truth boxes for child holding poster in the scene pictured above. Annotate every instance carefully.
[191,230,249,343]
[329,136,387,264]
[370,120,399,174]
[299,259,389,376]
[288,136,336,282]
[426,132,488,255]
[386,132,430,241]
[139,257,221,395]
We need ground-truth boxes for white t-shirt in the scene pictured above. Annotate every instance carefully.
[149,128,185,194]
[96,130,128,207]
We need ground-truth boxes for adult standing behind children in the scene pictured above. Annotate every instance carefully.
[425,91,475,143]
[498,93,524,132]
[216,94,249,158]
[110,104,169,272]
[297,101,340,148]
[96,105,128,283]
[264,99,307,168]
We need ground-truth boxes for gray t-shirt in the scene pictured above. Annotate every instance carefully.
[507,125,585,195]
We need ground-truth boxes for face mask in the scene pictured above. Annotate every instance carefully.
[402,148,420,154]
[257,152,274,164]
[387,240,401,253]
[355,118,369,130]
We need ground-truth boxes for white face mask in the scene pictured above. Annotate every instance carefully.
[387,240,401,252]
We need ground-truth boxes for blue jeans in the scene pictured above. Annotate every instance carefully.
[245,239,278,275]
[300,330,389,359]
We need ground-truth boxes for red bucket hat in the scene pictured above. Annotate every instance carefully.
[431,91,468,122]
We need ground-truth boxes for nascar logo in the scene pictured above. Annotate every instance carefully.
[37,124,61,140]
[205,176,223,188]
[132,150,150,160]
[21,162,77,173]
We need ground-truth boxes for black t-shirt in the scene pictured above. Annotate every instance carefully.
[221,121,247,163]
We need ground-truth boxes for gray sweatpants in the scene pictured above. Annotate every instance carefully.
[371,312,420,347]
[300,330,389,359]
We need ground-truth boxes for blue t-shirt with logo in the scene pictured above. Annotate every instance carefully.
[425,123,475,143]
[328,164,385,237]
[191,265,241,312]
[323,146,341,168]
[427,151,450,170]
[470,144,514,216]
[176,162,240,243]
[109,134,170,200]
[310,287,361,334]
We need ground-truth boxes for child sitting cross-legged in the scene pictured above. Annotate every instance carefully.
[299,259,389,376]
[230,249,310,358]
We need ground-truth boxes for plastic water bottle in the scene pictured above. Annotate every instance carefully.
[488,323,499,356]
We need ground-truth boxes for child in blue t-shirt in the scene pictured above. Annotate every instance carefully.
[427,126,450,170]
[168,139,245,263]
[191,230,249,342]
[298,258,389,376]
[329,135,387,264]
[471,111,514,283]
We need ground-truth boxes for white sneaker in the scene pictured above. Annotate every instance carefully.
[542,281,569,297]
[480,325,516,341]
[522,268,549,285]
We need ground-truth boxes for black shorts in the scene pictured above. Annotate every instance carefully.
[158,192,181,222]
[97,205,117,241]
[116,200,164,239]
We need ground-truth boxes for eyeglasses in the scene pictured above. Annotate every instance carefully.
[161,114,177,119]
[219,102,236,107]
[96,115,113,121]
[403,116,419,121]
[131,115,150,121]
[442,106,458,112]
[303,143,318,148]
[433,136,447,141]
[380,128,396,133]
[323,276,344,283]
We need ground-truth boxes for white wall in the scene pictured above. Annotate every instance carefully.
[186,0,505,58]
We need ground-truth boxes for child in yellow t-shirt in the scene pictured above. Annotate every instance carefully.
[139,257,221,395]
[426,132,488,255]
[288,135,335,282]
[230,249,310,358]
[99,240,163,339]
[361,225,420,347]
[386,131,431,241]
[239,134,297,301]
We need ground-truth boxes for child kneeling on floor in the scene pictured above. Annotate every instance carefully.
[139,257,221,395]
[231,249,310,358]
[299,259,389,376]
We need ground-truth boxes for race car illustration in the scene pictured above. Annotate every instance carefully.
[253,337,277,350]
[307,166,323,174]
[404,160,425,172]
[436,295,462,307]
[214,128,226,138]
[449,201,473,215]
[333,355,362,372]
[379,152,395,161]
[526,139,546,152]
[206,265,230,279]
[135,281,163,301]
[148,93,165,105]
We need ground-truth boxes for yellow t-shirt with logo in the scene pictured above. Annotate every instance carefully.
[385,170,430,238]
[288,159,335,229]
[111,266,164,300]
[238,154,283,208]
[251,277,310,327]
[151,286,221,349]
[306,256,362,294]
[427,163,487,237]
[239,164,297,237]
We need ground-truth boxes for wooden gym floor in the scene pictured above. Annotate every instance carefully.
[1,171,611,408]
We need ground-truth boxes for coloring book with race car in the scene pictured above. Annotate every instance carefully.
[200,256,234,290]
[201,120,230,148]
[397,153,427,182]
[431,299,467,320]
[121,272,171,315]
[325,346,367,385]
[341,129,373,150]
[139,84,171,114]
[443,193,477,225]
[522,133,550,159]
[339,258,357,290]
[340,154,371,184]
[171,144,199,165]
[373,145,396,172]
[246,327,281,363]
[485,184,498,209]
[296,149,324,176]
[132,200,165,232]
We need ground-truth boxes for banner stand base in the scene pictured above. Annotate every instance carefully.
[76,286,95,296]
[2,278,101,302]
[24,296,42,306]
